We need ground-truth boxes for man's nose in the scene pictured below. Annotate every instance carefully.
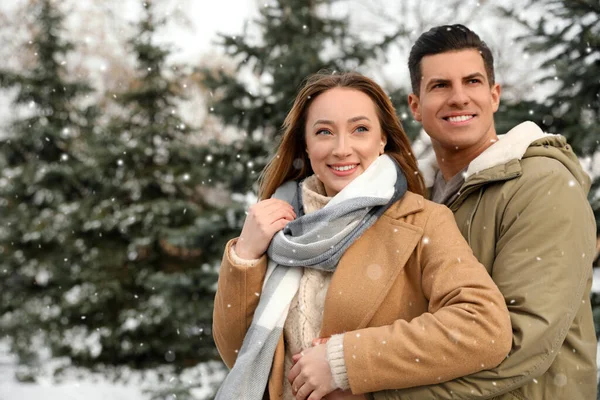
[447,85,470,107]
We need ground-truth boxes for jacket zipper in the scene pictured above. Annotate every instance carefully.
[467,187,485,246]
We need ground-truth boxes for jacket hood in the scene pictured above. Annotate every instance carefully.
[418,121,591,194]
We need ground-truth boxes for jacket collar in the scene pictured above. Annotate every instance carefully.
[465,121,548,178]
[419,121,554,188]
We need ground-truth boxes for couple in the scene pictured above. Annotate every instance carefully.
[212,24,597,400]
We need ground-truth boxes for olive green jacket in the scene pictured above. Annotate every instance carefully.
[377,121,597,399]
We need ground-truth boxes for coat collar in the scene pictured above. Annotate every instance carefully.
[383,191,425,219]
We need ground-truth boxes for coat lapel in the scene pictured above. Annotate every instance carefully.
[320,193,425,337]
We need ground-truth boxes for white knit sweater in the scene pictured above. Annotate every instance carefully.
[229,176,350,399]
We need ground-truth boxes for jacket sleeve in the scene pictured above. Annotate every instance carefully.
[343,204,513,394]
[375,162,596,399]
[212,238,268,368]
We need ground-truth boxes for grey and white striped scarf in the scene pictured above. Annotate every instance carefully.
[215,155,407,400]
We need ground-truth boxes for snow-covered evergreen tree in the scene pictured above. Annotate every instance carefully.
[0,0,97,371]
[78,0,235,371]
[500,0,599,225]
[0,3,238,396]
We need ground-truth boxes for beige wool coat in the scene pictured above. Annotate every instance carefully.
[213,191,512,399]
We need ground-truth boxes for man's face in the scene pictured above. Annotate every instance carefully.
[408,49,501,155]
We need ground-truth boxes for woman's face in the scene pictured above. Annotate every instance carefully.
[304,87,386,197]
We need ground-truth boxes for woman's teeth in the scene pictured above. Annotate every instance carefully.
[331,165,357,171]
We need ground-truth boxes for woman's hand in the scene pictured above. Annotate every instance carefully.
[293,338,366,400]
[235,198,296,259]
[288,344,336,400]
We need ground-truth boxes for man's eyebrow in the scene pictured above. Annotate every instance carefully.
[425,72,486,88]
[464,72,486,80]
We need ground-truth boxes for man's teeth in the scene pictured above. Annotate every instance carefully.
[448,115,473,122]
[332,165,357,171]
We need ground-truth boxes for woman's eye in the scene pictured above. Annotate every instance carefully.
[316,129,332,135]
[355,126,368,133]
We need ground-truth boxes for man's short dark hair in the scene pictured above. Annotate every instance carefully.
[408,24,495,96]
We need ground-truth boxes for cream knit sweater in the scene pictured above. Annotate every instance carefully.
[229,176,350,399]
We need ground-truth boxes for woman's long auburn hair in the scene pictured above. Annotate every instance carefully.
[258,71,426,200]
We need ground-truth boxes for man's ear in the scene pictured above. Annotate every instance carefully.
[408,93,422,122]
[490,83,501,113]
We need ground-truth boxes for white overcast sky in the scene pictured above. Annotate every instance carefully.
[164,0,259,61]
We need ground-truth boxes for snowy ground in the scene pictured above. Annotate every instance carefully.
[0,340,225,400]
[0,368,143,400]
[0,345,145,400]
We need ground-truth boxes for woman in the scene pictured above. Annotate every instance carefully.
[212,71,512,400]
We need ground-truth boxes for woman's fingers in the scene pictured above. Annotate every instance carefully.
[249,201,295,232]
[295,380,312,400]
[288,356,301,385]
[311,337,329,347]
[237,199,296,259]
[263,207,295,227]
[256,198,296,215]
[271,218,291,233]
[292,352,303,363]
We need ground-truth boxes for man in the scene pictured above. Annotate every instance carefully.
[377,24,597,399]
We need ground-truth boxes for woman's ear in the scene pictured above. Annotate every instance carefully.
[380,138,387,155]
